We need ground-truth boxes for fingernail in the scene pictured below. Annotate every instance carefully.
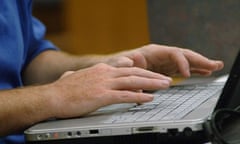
[147,94,154,98]
[162,80,171,86]
[142,94,154,102]
[166,77,173,82]
[184,71,191,78]
[145,94,154,101]
[162,76,172,82]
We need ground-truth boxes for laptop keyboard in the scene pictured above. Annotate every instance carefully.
[103,82,224,124]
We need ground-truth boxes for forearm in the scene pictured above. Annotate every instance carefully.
[23,50,106,85]
[0,84,57,136]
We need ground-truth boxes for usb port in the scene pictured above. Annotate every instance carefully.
[89,129,99,134]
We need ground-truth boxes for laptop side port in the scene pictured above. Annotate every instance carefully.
[167,128,179,136]
[137,126,155,132]
[89,129,99,134]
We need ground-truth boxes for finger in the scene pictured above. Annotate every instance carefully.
[190,68,213,76]
[106,90,154,104]
[182,49,224,71]
[214,60,224,71]
[126,51,147,69]
[110,76,171,90]
[169,49,191,77]
[112,67,172,81]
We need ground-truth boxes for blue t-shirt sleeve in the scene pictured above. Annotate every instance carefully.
[25,16,59,66]
[0,1,59,143]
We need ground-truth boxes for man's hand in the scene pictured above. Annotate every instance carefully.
[102,44,224,77]
[50,63,172,118]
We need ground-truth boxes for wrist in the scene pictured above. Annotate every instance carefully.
[42,82,66,119]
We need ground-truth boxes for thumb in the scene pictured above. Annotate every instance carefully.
[127,51,147,69]
[110,56,134,67]
[60,71,75,79]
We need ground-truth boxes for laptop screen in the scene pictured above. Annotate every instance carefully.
[214,50,240,110]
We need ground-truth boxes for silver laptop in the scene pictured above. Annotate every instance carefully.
[24,50,240,143]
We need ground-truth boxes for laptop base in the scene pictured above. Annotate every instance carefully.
[26,131,208,144]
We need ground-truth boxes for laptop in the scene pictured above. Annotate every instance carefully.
[24,50,240,144]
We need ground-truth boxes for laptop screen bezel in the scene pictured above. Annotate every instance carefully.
[214,50,240,110]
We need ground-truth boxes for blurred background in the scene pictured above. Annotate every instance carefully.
[32,0,149,55]
[33,0,239,76]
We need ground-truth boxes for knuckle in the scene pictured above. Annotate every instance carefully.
[131,67,140,72]
[147,43,158,48]
[141,44,157,50]
[94,63,113,72]
[95,63,108,68]
[118,92,134,102]
[127,76,137,83]
[181,48,192,54]
[176,48,183,54]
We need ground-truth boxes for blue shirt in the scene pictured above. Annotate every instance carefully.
[0,0,58,143]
